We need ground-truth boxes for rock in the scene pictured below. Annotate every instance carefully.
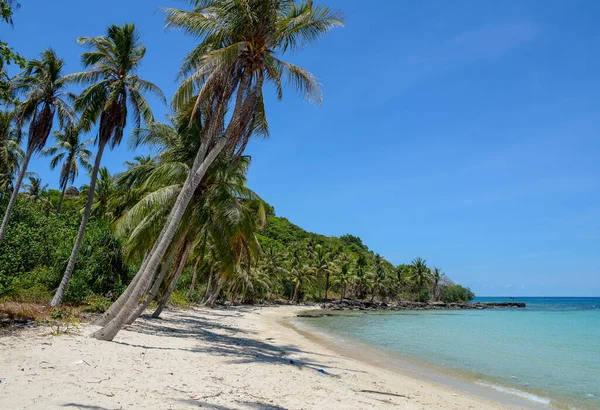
[320,300,526,311]
[65,186,80,199]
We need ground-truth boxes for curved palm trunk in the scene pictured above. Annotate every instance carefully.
[204,277,223,308]
[0,147,33,246]
[92,75,263,341]
[91,137,227,341]
[124,244,179,324]
[291,280,300,304]
[51,140,106,307]
[152,243,191,318]
[56,180,68,214]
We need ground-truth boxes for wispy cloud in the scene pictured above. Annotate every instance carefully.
[410,21,539,66]
[447,21,539,61]
[395,21,539,92]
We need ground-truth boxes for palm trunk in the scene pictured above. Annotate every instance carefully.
[188,259,200,300]
[152,243,191,318]
[203,265,214,303]
[124,244,179,325]
[291,283,300,304]
[56,180,68,214]
[325,272,330,302]
[51,141,106,307]
[91,138,227,341]
[92,73,262,341]
[204,277,223,308]
[0,147,33,246]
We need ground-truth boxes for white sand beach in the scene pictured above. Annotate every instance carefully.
[1,306,540,409]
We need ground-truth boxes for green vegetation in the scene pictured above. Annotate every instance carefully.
[0,1,474,341]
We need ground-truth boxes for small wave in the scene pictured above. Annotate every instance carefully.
[476,381,552,405]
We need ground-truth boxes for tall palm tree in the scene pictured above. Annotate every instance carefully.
[289,247,313,303]
[313,245,332,301]
[0,48,73,245]
[51,24,165,307]
[0,109,23,198]
[332,253,354,302]
[411,257,431,295]
[42,124,93,213]
[431,267,443,301]
[92,0,342,341]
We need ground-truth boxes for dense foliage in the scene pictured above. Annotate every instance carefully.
[0,1,474,321]
[0,197,133,307]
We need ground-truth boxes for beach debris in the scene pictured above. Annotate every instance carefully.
[73,359,91,366]
[317,369,326,374]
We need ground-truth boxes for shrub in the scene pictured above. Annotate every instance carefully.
[442,284,475,303]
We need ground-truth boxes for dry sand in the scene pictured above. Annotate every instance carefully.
[0,306,540,409]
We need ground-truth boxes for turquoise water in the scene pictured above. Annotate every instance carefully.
[298,297,600,409]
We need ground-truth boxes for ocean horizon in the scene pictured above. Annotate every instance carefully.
[296,296,600,409]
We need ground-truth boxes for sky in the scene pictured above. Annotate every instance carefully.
[2,0,599,296]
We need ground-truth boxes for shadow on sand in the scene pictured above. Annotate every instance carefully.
[113,308,343,376]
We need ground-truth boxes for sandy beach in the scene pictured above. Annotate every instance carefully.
[1,306,541,409]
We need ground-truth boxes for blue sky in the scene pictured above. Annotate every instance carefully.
[2,0,599,296]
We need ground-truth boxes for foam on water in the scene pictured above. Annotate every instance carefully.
[475,381,552,405]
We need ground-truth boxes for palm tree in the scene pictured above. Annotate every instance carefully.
[23,175,47,200]
[370,253,386,302]
[92,0,342,341]
[411,257,431,300]
[332,253,354,302]
[0,48,73,245]
[79,167,115,220]
[51,24,165,307]
[431,267,443,301]
[42,124,93,213]
[95,117,263,321]
[289,247,313,303]
[0,109,23,199]
[355,254,369,299]
[313,245,332,301]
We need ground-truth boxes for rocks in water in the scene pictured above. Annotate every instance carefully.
[320,299,525,311]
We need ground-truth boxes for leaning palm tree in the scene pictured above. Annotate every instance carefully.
[0,109,23,198]
[91,0,342,341]
[42,124,93,213]
[50,24,165,307]
[0,49,73,245]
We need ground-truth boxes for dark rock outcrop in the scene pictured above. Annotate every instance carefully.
[65,186,80,199]
[320,299,525,311]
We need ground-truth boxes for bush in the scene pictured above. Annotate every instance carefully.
[0,198,133,305]
[442,284,475,303]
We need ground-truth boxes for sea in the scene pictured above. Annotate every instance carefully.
[295,297,600,409]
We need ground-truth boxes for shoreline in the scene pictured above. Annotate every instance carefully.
[288,308,556,409]
[0,305,548,409]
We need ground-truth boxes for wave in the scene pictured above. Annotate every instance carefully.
[475,381,552,405]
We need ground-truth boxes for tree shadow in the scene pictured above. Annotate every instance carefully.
[115,308,345,376]
[62,404,114,410]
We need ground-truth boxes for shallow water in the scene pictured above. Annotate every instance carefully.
[297,297,600,409]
